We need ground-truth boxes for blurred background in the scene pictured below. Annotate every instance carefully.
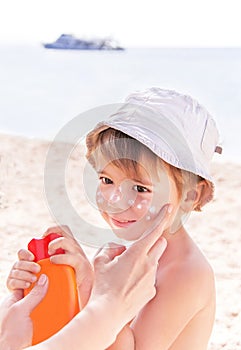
[0,0,240,162]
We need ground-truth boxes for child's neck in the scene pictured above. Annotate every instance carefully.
[159,226,192,265]
[162,224,187,243]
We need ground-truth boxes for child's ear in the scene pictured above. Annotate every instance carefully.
[183,180,214,211]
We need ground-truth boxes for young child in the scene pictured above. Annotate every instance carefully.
[7,88,221,350]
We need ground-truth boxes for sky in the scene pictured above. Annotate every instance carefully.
[0,0,240,47]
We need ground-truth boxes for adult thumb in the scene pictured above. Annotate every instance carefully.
[18,274,49,315]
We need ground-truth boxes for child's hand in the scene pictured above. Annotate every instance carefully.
[44,225,94,308]
[7,249,41,292]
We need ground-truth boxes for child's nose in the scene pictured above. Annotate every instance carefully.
[108,186,122,204]
[107,182,135,213]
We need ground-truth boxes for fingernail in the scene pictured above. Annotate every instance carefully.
[167,204,173,213]
[31,275,37,282]
[34,264,41,273]
[37,274,47,286]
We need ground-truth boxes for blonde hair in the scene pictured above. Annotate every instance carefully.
[86,128,213,211]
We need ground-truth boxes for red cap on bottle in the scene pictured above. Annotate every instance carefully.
[28,233,65,262]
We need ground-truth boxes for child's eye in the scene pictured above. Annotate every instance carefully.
[100,177,113,185]
[133,185,149,193]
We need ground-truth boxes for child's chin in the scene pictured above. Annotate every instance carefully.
[112,227,143,241]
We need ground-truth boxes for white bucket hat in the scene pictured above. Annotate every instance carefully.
[86,87,222,183]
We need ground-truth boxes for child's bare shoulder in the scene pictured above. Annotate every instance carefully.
[131,236,216,348]
[157,235,215,307]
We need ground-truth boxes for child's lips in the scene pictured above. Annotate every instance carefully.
[110,217,137,228]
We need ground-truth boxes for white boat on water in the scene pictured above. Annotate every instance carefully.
[43,34,124,50]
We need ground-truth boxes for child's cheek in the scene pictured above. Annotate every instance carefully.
[96,186,136,214]
[132,198,152,219]
[96,189,105,209]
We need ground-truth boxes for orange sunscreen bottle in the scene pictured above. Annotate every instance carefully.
[24,233,80,345]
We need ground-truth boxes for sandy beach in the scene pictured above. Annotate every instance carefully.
[0,133,240,350]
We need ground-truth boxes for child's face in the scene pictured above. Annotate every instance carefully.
[96,161,179,241]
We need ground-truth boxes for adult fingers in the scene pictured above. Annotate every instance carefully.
[6,289,24,306]
[16,274,49,315]
[93,249,112,267]
[93,243,125,268]
[133,203,173,254]
[148,237,167,264]
[94,242,126,260]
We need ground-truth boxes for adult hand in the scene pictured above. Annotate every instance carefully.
[0,274,48,350]
[90,204,172,331]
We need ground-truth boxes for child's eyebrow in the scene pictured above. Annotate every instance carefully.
[97,170,109,175]
[97,170,113,179]
[132,178,153,187]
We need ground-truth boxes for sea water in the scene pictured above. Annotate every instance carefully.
[0,44,240,162]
